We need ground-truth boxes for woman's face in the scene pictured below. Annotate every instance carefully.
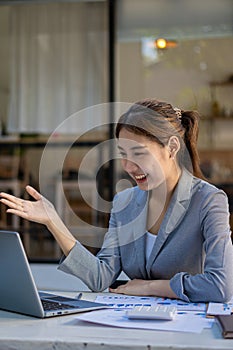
[118,128,174,191]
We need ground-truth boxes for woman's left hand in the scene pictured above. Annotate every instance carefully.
[109,279,178,299]
[109,279,152,296]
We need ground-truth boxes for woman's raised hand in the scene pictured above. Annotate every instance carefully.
[0,185,57,227]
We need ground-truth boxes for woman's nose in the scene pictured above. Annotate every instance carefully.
[122,159,138,173]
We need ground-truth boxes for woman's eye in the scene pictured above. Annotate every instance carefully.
[118,151,146,158]
[133,153,145,157]
[119,152,127,158]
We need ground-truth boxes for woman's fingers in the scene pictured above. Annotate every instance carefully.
[1,195,26,213]
[26,185,42,201]
[0,192,24,208]
[0,197,24,211]
[6,207,29,219]
[0,196,29,219]
[0,188,40,220]
[0,186,42,204]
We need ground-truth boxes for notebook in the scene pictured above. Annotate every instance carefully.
[215,314,233,339]
[0,230,107,318]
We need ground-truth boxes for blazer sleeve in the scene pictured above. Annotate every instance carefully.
[170,190,233,303]
[57,198,123,292]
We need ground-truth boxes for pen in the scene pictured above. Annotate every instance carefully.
[76,292,83,300]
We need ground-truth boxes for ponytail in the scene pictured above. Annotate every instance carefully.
[181,110,204,179]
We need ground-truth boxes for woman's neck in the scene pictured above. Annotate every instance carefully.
[150,166,181,203]
[147,167,181,235]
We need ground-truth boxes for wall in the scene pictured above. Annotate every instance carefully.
[117,37,233,153]
[0,7,10,129]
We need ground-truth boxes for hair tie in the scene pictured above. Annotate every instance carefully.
[174,107,182,121]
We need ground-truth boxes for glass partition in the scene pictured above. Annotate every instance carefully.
[0,0,108,260]
[116,0,233,230]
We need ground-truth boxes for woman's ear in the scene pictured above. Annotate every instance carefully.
[167,136,180,159]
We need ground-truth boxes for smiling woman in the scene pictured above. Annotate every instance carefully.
[115,99,202,179]
[117,129,179,192]
[1,98,233,303]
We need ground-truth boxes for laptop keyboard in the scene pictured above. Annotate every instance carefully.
[45,296,78,303]
[41,299,76,311]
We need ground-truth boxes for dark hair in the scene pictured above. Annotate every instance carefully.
[115,98,204,179]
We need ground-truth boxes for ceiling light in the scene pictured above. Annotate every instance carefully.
[155,38,178,49]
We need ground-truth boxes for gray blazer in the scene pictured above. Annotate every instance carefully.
[59,169,233,302]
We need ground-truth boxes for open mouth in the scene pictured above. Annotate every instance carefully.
[134,174,148,183]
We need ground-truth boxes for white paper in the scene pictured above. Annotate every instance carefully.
[206,295,233,316]
[76,309,209,333]
[207,302,233,315]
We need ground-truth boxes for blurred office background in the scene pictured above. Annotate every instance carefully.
[0,0,232,262]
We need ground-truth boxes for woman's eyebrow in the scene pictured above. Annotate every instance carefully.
[117,145,146,151]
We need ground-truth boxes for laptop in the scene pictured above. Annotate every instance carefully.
[0,230,108,318]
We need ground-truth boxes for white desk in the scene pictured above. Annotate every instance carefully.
[0,292,233,350]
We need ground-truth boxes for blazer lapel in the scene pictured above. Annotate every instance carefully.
[146,170,194,276]
[132,190,149,279]
[164,170,194,234]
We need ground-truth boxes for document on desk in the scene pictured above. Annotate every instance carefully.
[76,309,212,333]
[207,296,233,316]
[94,295,206,312]
[75,295,212,333]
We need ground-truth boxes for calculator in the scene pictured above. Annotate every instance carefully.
[126,305,177,320]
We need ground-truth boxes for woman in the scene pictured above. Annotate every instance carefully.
[1,99,233,302]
